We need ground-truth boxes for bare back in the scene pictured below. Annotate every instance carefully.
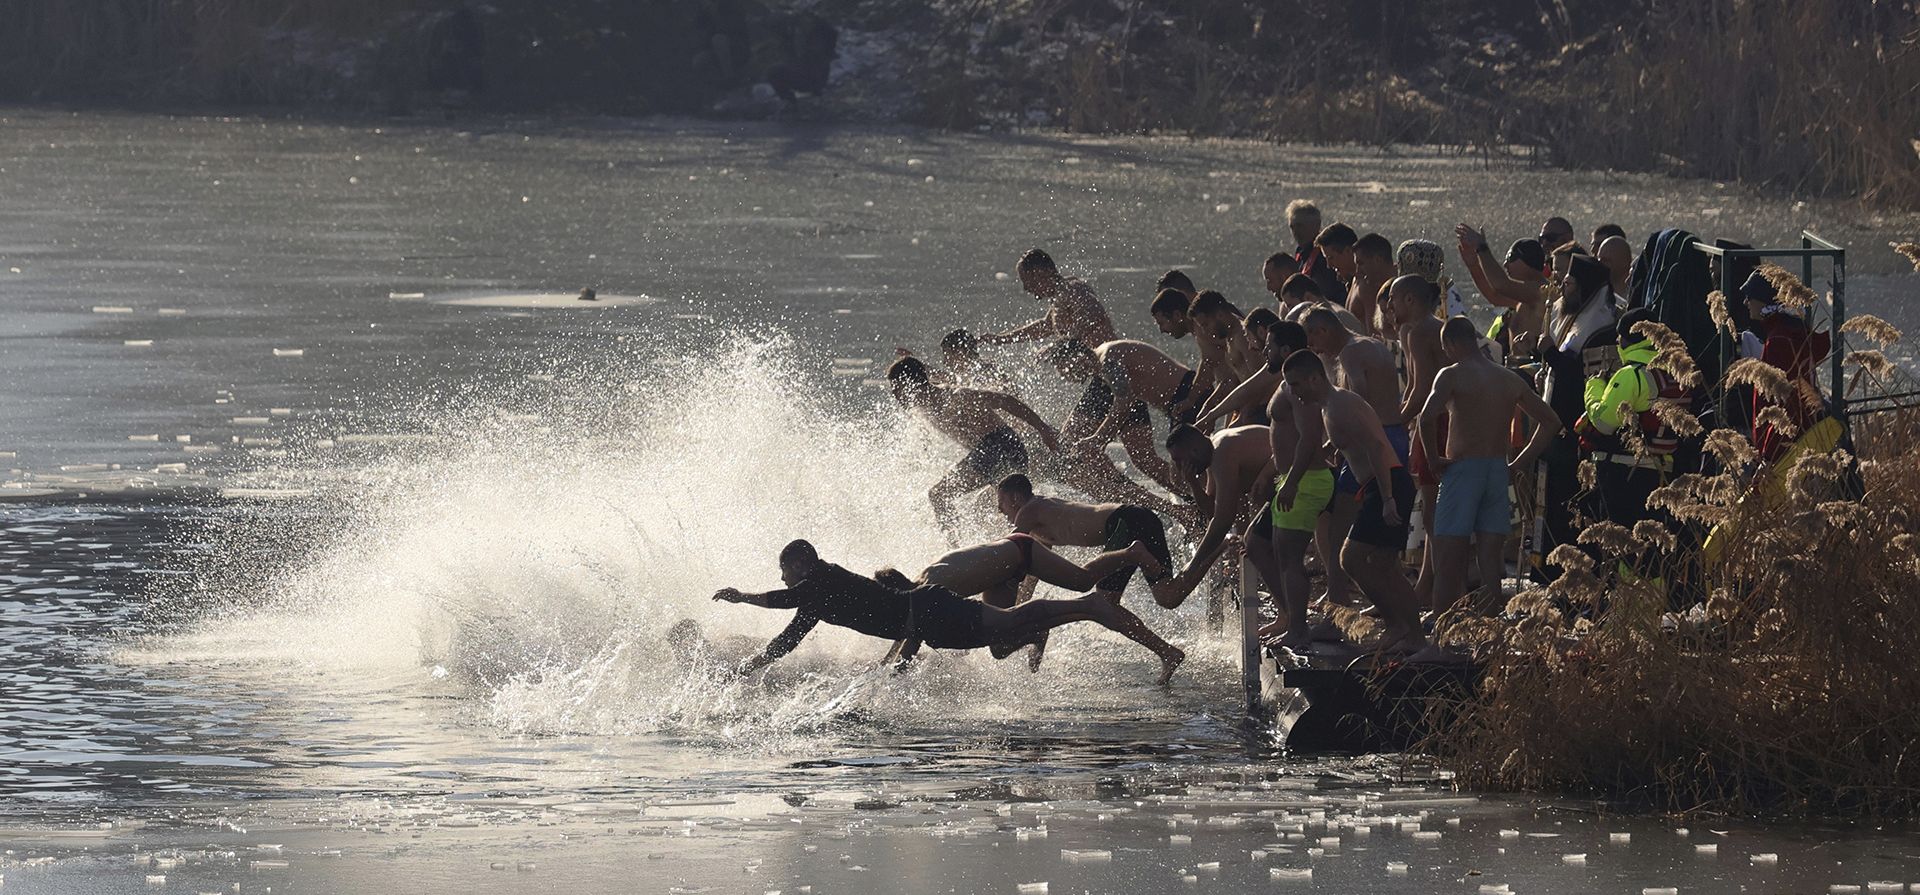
[1208,425,1276,508]
[918,539,1024,597]
[920,387,1016,446]
[1096,340,1192,410]
[1014,495,1118,547]
[1324,386,1397,487]
[1332,336,1402,426]
[1436,357,1536,460]
[1054,278,1118,346]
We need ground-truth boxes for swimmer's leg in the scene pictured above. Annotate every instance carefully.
[1025,540,1161,593]
[987,597,1185,685]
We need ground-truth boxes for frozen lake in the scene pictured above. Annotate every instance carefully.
[0,110,1914,893]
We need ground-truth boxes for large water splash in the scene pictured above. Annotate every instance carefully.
[138,335,1222,748]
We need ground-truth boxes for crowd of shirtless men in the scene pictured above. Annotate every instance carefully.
[715,200,1701,683]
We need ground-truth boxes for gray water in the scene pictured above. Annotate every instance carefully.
[0,110,1915,893]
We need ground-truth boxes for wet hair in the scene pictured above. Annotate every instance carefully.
[885,355,931,401]
[1264,251,1299,272]
[1506,238,1548,272]
[1355,233,1394,263]
[1245,307,1280,334]
[1441,315,1480,345]
[779,539,819,567]
[1395,274,1440,309]
[1150,288,1192,318]
[1156,269,1196,294]
[1301,307,1342,333]
[1281,349,1326,379]
[940,328,979,359]
[1187,289,1241,318]
[1279,273,1324,301]
[1164,424,1213,468]
[1285,199,1321,223]
[1593,223,1627,245]
[1017,248,1056,274]
[1044,338,1096,367]
[997,473,1033,498]
[1314,223,1359,251]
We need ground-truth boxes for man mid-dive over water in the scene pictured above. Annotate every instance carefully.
[886,355,1061,531]
[878,532,1184,681]
[995,473,1182,608]
[716,539,1184,684]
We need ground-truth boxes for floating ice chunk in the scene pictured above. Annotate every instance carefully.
[518,863,536,872]
[995,272,1010,281]
[1400,822,1421,833]
[1016,827,1047,841]
[1446,818,1462,827]
[270,408,291,416]
[1412,831,1442,841]
[147,875,166,885]
[1831,888,1862,894]
[1864,884,1901,893]
[1017,884,1048,895]
[1750,853,1778,864]
[924,176,935,183]
[272,348,304,357]
[1318,837,1340,847]
[128,434,159,442]
[1563,853,1586,864]
[1643,888,1678,895]
[1307,848,1324,857]
[1611,833,1632,843]
[232,417,270,426]
[1060,849,1110,863]
[863,200,874,207]
[1386,862,1408,874]
[1695,844,1718,854]
[157,308,186,315]
[124,340,153,347]
[1214,204,1231,213]
[1196,862,1219,872]
[1479,885,1512,895]
[834,309,852,315]
[1675,828,1689,836]
[1270,868,1312,881]
[1168,835,1191,846]
[1250,850,1267,862]
[251,860,289,869]
[94,306,134,314]
[906,159,924,167]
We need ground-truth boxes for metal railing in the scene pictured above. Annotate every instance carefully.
[1687,230,1849,436]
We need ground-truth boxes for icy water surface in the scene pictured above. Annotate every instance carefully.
[0,111,1916,892]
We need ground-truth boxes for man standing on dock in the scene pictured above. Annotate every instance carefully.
[1418,317,1563,613]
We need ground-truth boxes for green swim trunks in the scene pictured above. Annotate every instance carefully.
[1270,467,1336,532]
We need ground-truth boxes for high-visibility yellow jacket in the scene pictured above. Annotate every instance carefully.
[1581,340,1661,436]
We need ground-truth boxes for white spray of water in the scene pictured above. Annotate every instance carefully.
[140,337,1226,748]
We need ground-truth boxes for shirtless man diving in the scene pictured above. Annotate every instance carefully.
[886,356,1060,531]
[1159,424,1275,620]
[1044,338,1197,493]
[880,531,1184,682]
[996,474,1183,609]
[981,248,1117,349]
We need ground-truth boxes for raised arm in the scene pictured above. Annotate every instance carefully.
[1456,224,1540,309]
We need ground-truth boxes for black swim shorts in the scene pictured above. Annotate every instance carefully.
[909,586,991,650]
[962,426,1029,480]
[1072,378,1152,431]
[1095,504,1174,593]
[1348,466,1416,550]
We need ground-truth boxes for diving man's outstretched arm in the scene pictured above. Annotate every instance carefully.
[734,613,819,676]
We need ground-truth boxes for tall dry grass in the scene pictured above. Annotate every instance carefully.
[1426,266,1920,817]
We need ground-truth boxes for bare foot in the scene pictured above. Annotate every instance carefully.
[1127,540,1166,579]
[1276,627,1313,651]
[1157,647,1186,686]
[1257,618,1288,641]
[1025,630,1050,672]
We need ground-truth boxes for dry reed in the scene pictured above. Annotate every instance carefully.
[1425,261,1920,817]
